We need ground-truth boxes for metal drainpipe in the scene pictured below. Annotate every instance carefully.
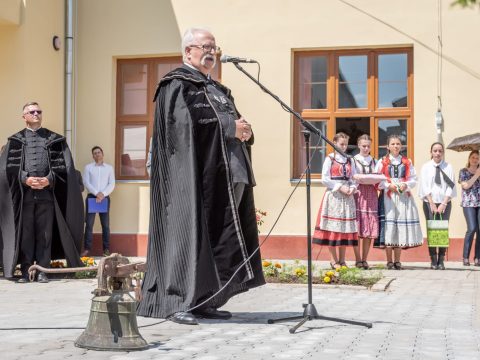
[65,0,75,155]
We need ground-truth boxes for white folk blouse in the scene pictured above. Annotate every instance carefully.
[418,159,456,204]
[321,152,357,192]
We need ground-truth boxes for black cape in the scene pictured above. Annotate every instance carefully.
[137,66,265,318]
[0,129,84,278]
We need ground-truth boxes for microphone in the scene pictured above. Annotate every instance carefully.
[220,55,257,63]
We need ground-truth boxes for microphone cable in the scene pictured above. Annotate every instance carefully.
[175,135,324,317]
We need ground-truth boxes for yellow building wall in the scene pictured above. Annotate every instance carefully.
[0,0,65,141]
[0,0,22,26]
[75,0,182,233]
[170,0,480,238]
[75,0,480,238]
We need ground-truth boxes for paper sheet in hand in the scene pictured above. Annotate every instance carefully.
[87,197,108,213]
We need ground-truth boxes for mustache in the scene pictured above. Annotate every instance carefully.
[200,54,216,67]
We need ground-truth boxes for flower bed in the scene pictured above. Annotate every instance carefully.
[75,257,97,278]
[262,260,383,288]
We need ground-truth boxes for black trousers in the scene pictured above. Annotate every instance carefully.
[19,200,54,272]
[83,194,110,251]
[422,201,451,257]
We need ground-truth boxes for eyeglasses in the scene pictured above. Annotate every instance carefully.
[189,44,221,53]
[24,110,42,115]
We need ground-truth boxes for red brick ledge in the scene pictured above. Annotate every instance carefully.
[259,235,465,262]
[90,233,465,262]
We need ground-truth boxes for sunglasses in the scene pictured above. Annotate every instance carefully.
[25,110,42,115]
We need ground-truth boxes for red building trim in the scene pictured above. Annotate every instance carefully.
[90,234,465,262]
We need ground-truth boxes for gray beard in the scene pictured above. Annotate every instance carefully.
[201,55,216,69]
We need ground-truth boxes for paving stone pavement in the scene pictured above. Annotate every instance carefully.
[0,262,479,359]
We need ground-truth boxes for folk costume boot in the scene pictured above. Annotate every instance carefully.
[430,254,438,270]
[437,255,445,270]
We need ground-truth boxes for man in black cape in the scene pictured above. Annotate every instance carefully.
[137,28,265,325]
[0,102,84,282]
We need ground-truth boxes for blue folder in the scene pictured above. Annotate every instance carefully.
[87,197,109,213]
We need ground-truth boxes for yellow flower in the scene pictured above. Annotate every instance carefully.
[323,276,331,283]
[274,262,282,269]
[341,265,348,270]
[262,260,272,267]
[326,271,335,277]
[87,259,95,265]
[294,268,306,276]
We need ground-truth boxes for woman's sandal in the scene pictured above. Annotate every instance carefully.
[394,261,403,270]
[386,261,394,270]
[355,261,364,269]
[330,262,341,270]
[362,261,370,270]
[339,262,348,268]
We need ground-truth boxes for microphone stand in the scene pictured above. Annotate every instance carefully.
[232,62,372,333]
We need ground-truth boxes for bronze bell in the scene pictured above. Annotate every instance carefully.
[75,254,148,351]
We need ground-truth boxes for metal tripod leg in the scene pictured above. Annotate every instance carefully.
[268,303,372,333]
[315,315,373,329]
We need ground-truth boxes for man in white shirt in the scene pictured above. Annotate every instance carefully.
[81,146,115,257]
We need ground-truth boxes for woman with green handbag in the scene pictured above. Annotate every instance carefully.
[418,143,456,270]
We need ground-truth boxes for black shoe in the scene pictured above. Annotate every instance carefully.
[103,250,110,257]
[17,269,30,283]
[430,255,438,270]
[37,272,49,283]
[169,312,198,325]
[193,307,232,320]
[17,275,29,283]
[437,255,445,270]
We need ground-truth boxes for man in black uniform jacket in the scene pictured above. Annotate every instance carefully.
[0,102,84,283]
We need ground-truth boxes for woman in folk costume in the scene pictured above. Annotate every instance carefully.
[313,132,358,270]
[418,142,456,270]
[352,134,379,269]
[374,134,423,270]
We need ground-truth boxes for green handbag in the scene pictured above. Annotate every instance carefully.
[426,213,449,248]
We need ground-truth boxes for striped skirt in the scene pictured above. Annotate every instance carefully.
[313,189,358,246]
[354,184,379,239]
[374,190,423,248]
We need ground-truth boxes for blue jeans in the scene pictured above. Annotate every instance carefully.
[83,195,110,251]
[462,207,480,260]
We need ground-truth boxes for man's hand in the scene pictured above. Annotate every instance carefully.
[26,177,49,189]
[235,117,252,142]
[96,192,105,203]
[37,177,50,188]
